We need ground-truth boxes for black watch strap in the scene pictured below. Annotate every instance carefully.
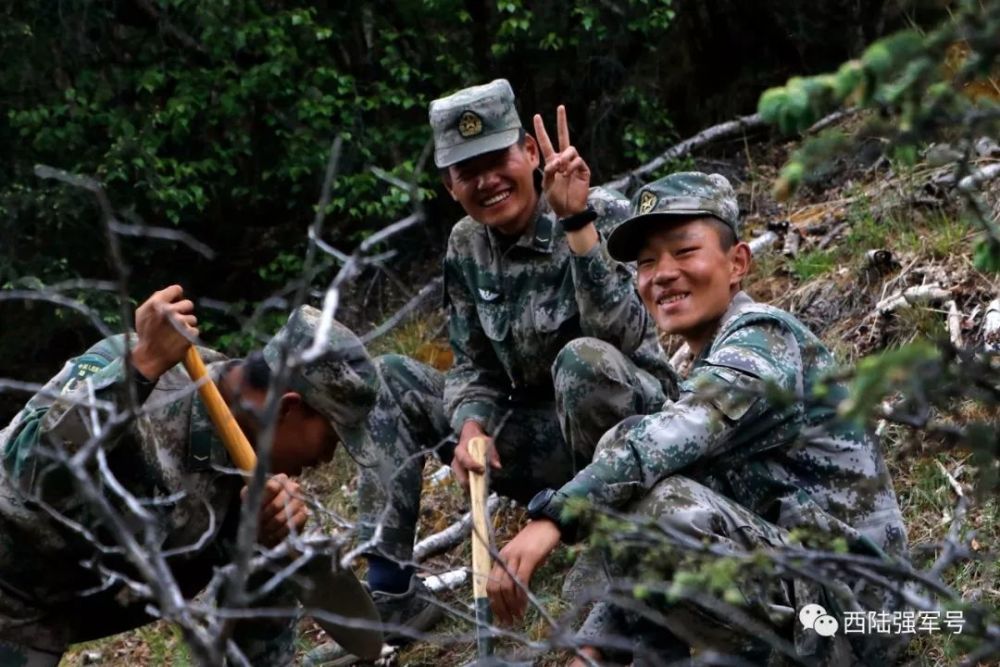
[558,205,598,232]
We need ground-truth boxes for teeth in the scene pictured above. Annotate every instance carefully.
[483,191,511,206]
[659,293,688,304]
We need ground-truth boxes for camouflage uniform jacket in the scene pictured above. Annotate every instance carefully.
[0,334,240,635]
[560,291,907,556]
[443,187,674,434]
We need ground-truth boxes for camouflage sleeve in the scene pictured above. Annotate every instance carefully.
[2,334,150,491]
[442,252,508,434]
[557,321,799,509]
[569,187,651,352]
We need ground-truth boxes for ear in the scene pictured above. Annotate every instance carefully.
[440,170,459,201]
[277,392,303,419]
[730,242,752,286]
[522,134,541,169]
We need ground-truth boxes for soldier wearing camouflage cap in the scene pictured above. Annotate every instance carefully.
[353,80,676,636]
[488,172,909,665]
[0,286,378,665]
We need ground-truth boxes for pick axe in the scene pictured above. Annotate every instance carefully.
[466,437,532,667]
[183,346,383,660]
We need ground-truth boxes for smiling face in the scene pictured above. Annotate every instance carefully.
[444,137,540,237]
[636,216,751,356]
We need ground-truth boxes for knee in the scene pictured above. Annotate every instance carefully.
[552,337,618,385]
[633,476,717,536]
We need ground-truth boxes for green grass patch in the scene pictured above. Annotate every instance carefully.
[790,249,837,281]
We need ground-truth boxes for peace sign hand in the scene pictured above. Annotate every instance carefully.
[534,105,591,220]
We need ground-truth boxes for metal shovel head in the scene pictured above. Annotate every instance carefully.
[295,554,384,660]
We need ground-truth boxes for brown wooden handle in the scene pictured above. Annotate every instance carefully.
[183,346,257,472]
[468,436,492,600]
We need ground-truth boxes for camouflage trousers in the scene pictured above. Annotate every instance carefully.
[0,528,296,666]
[356,338,667,562]
[576,424,904,666]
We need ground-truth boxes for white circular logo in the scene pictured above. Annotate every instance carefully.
[798,604,827,630]
[814,614,840,637]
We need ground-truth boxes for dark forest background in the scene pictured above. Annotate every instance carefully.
[0,0,948,420]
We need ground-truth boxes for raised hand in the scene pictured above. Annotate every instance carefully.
[131,285,199,380]
[533,105,591,220]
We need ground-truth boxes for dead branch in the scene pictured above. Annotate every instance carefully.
[935,459,965,498]
[748,230,779,255]
[984,298,1000,352]
[876,283,952,315]
[946,300,964,348]
[424,567,469,592]
[817,220,849,249]
[603,114,767,192]
[782,228,802,257]
[957,162,1000,192]
[413,493,502,562]
[361,277,443,345]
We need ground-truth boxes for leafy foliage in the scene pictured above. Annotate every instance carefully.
[758,0,999,204]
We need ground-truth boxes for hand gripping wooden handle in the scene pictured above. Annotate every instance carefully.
[467,435,494,657]
[183,346,257,472]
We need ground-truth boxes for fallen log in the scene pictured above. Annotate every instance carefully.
[957,163,1000,193]
[876,284,951,316]
[865,249,896,270]
[603,113,768,192]
[425,567,469,592]
[984,298,1000,352]
[413,494,502,563]
[748,231,779,255]
[782,228,802,258]
[946,300,964,348]
[817,221,849,249]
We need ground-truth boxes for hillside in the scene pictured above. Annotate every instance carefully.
[60,112,1000,667]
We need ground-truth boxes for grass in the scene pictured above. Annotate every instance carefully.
[789,249,837,281]
[58,145,999,666]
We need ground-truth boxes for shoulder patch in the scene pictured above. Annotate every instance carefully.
[61,353,111,395]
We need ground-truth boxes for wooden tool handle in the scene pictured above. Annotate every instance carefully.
[183,346,257,472]
[467,435,494,656]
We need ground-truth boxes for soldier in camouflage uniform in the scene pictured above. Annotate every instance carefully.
[355,80,675,633]
[487,173,909,666]
[0,286,378,666]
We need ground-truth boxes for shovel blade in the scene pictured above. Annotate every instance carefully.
[295,556,384,660]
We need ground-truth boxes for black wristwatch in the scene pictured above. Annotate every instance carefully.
[558,205,598,232]
[527,488,578,542]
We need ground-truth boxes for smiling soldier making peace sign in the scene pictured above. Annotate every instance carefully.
[352,80,677,638]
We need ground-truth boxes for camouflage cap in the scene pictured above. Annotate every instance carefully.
[607,172,741,262]
[429,79,522,168]
[263,306,378,456]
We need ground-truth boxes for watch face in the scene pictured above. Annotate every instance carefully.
[528,488,554,517]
